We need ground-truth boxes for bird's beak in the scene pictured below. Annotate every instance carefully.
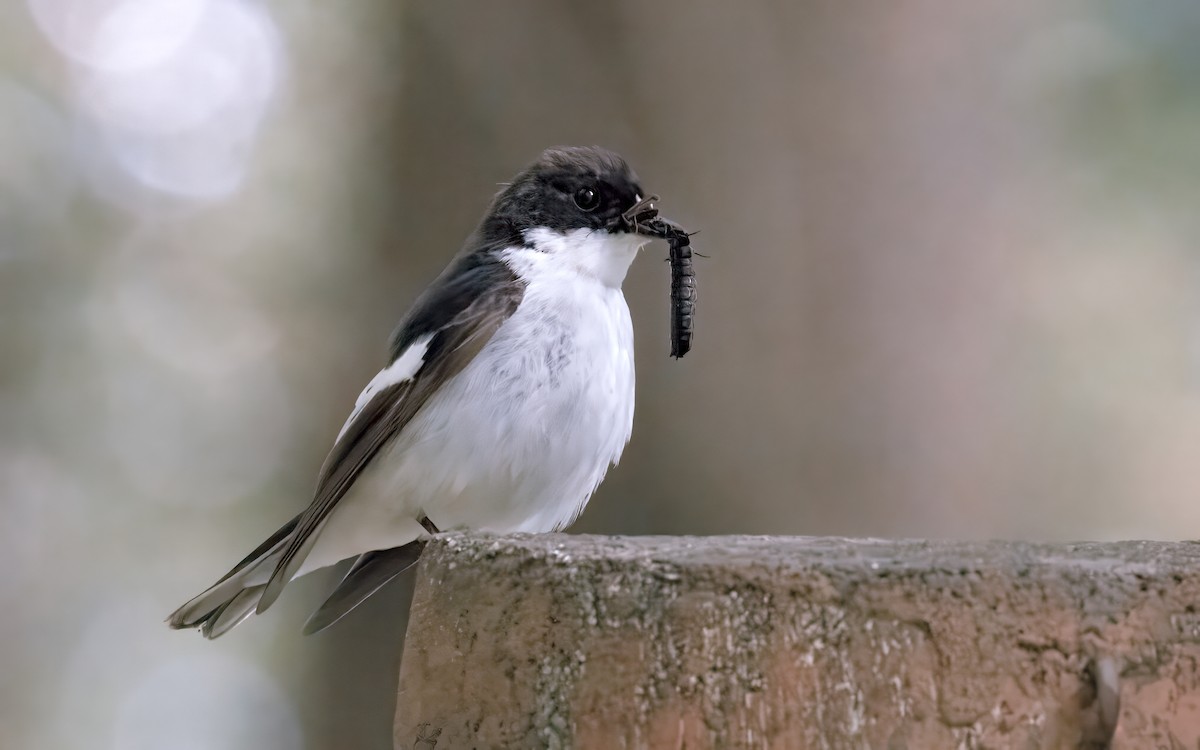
[613,194,660,234]
[612,194,683,240]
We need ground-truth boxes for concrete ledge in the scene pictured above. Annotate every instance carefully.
[395,534,1200,749]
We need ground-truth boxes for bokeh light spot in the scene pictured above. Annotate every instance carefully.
[29,0,285,205]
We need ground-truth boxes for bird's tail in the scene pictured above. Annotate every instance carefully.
[167,514,300,639]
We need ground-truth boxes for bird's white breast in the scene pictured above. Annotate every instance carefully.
[328,229,642,547]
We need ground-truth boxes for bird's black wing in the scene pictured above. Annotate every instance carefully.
[256,251,524,613]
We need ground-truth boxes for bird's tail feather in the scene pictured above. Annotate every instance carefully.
[200,584,268,638]
[301,540,426,635]
[166,514,300,639]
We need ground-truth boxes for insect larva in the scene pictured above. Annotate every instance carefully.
[614,201,696,359]
[668,226,695,359]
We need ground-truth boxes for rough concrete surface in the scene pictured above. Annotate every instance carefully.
[394,534,1200,749]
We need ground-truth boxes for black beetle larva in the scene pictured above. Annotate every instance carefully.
[666,226,695,358]
[615,197,696,358]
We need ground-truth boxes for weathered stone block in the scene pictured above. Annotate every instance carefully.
[395,534,1200,749]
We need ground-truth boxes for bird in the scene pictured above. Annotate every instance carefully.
[168,145,668,638]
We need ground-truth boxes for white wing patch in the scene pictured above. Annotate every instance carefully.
[335,334,433,443]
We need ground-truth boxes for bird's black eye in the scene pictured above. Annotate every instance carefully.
[573,186,601,212]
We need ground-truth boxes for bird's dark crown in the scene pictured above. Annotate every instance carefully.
[480,146,649,245]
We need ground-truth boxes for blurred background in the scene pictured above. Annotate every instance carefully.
[4,0,1200,747]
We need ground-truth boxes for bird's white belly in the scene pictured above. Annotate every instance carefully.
[325,269,635,554]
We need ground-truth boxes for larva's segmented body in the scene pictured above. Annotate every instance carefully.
[614,198,697,359]
[667,229,695,359]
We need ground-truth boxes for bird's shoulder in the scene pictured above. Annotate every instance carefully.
[387,232,524,363]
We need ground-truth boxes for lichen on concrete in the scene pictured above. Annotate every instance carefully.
[395,534,1200,749]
